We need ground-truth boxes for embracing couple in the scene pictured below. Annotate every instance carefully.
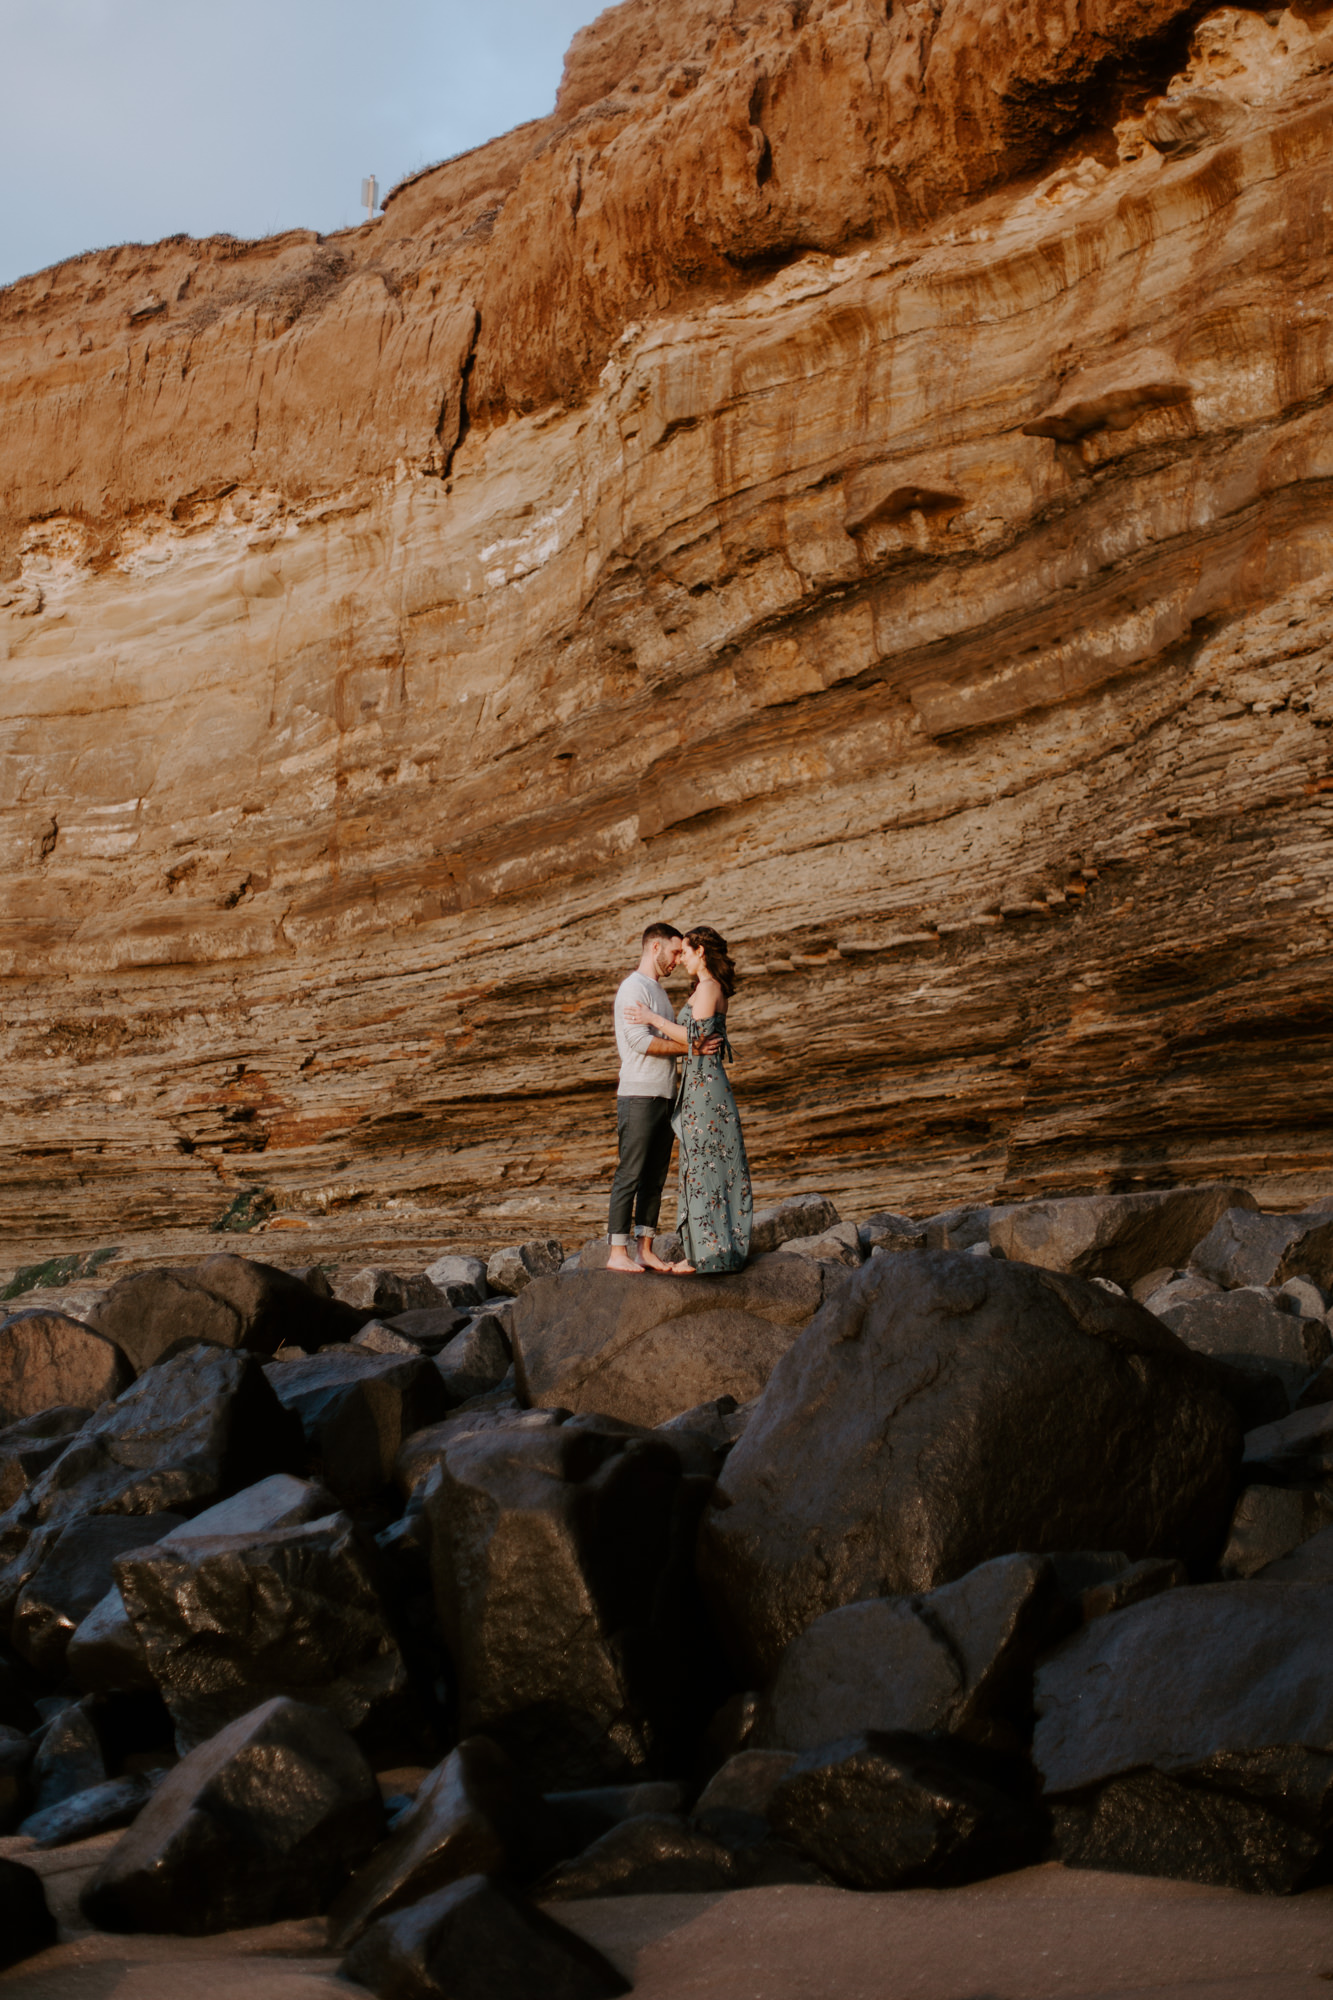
[606,922,753,1277]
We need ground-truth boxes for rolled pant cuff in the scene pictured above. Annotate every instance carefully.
[610,1233,631,1247]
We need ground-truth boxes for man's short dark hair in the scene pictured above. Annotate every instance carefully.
[642,922,682,947]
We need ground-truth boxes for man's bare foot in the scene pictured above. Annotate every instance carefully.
[637,1242,675,1273]
[606,1247,645,1275]
[670,1259,696,1275]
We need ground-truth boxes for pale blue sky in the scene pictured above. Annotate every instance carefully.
[1,0,607,288]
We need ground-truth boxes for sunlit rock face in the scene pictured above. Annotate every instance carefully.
[1,0,1332,1252]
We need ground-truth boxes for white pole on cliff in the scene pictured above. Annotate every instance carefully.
[361,176,378,223]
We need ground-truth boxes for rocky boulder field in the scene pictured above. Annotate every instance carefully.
[0,1181,1330,1993]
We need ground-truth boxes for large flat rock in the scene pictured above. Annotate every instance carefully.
[510,1257,829,1426]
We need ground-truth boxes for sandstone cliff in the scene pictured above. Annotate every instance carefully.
[2,0,1332,1256]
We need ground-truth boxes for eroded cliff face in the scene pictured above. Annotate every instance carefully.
[2,0,1332,1255]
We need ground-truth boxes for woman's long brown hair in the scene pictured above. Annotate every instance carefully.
[684,926,738,1000]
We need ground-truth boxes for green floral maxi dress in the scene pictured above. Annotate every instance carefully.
[672,1003,753,1273]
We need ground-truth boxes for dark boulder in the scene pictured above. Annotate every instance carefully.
[0,1405,94,1511]
[1219,1483,1333,1577]
[81,1695,384,1934]
[776,1222,864,1268]
[0,1520,60,1625]
[655,1394,751,1454]
[384,1307,471,1354]
[1189,1207,1333,1292]
[990,1183,1257,1287]
[923,1205,1010,1253]
[263,1350,451,1505]
[1159,1290,1330,1419]
[0,1659,40,1735]
[0,1858,56,1971]
[29,1696,107,1814]
[543,1780,687,1855]
[423,1255,490,1310]
[510,1255,827,1428]
[423,1420,716,1787]
[0,1311,131,1426]
[329,1734,568,1948]
[699,1253,1240,1681]
[341,1874,630,2000]
[12,1511,186,1679]
[66,1472,338,1695]
[1243,1401,1333,1484]
[0,1725,34,1833]
[755,1553,1060,1755]
[1077,1556,1186,1621]
[1034,1580,1333,1891]
[537,1814,739,1898]
[486,1240,566,1296]
[1258,1523,1333,1581]
[334,1268,442,1315]
[857,1212,925,1255]
[1298,1355,1333,1409]
[750,1195,841,1254]
[1035,1581,1333,1792]
[354,1323,422,1359]
[88,1254,367,1373]
[765,1732,1043,1890]
[113,1510,412,1753]
[20,1770,158,1848]
[395,1408,565,1502]
[1052,1752,1333,1894]
[435,1317,512,1403]
[691,1749,796,1846]
[0,1343,304,1536]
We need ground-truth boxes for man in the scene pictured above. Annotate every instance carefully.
[606,923,717,1275]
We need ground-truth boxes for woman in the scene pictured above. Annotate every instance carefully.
[623,926,752,1274]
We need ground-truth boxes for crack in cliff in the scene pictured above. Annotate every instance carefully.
[439,308,481,482]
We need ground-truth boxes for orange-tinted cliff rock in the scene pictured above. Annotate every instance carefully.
[1,0,1332,1257]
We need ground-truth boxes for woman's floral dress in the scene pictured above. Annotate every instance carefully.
[672,1002,752,1273]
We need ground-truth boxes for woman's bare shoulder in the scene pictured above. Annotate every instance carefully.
[693,975,725,1016]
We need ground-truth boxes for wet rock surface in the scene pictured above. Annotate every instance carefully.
[81,1694,385,1934]
[1034,1581,1333,1892]
[263,1349,451,1504]
[422,1417,716,1788]
[329,1734,567,1948]
[12,1512,186,1679]
[64,1472,338,1695]
[0,1180,1331,1979]
[19,1768,158,1848]
[537,1812,744,1899]
[113,1508,413,1752]
[342,1872,631,2000]
[698,1252,1240,1680]
[765,1732,1044,1891]
[0,1405,95,1512]
[0,1342,303,1536]
[754,1552,1061,1755]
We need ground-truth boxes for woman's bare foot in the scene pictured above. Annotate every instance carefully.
[637,1242,675,1273]
[606,1247,646,1275]
[670,1259,696,1275]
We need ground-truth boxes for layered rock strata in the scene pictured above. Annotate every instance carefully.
[2,0,1333,1251]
